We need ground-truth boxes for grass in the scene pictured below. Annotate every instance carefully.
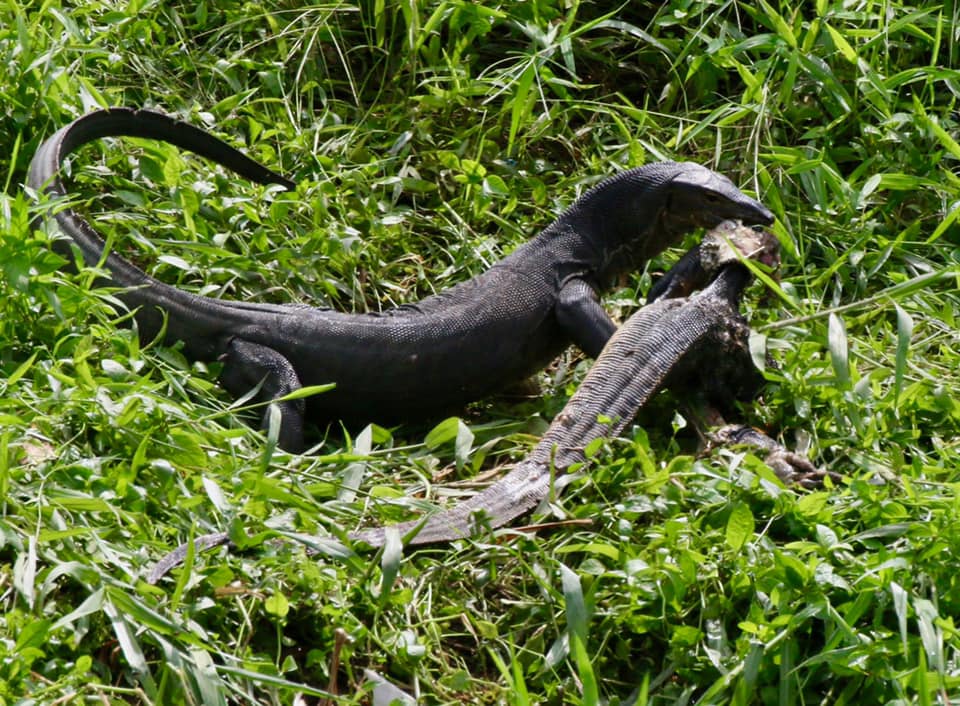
[1,0,959,703]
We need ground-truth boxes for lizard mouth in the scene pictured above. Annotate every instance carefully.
[698,220,781,278]
[744,226,781,269]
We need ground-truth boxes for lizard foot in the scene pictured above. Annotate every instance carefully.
[708,424,841,488]
[761,448,842,488]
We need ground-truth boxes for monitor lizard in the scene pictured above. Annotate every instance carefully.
[28,108,774,451]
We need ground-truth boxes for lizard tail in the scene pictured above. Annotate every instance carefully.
[26,107,295,349]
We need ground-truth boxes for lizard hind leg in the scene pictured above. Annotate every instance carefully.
[219,337,306,452]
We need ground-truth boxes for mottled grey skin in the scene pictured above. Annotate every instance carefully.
[28,108,773,451]
[147,222,835,584]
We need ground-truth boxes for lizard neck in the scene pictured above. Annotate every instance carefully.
[554,163,687,284]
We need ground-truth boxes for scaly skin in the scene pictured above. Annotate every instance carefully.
[148,221,835,584]
[29,108,774,450]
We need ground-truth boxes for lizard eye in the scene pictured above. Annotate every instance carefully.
[704,191,722,203]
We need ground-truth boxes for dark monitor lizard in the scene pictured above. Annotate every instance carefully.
[28,108,773,451]
[148,221,834,584]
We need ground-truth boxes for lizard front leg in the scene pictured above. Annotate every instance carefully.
[647,244,708,302]
[555,277,617,358]
[219,338,306,452]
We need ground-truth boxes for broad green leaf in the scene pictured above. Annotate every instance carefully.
[914,598,942,671]
[190,648,229,706]
[201,476,230,514]
[454,420,474,469]
[424,417,476,466]
[15,617,51,651]
[424,417,460,448]
[378,527,403,607]
[6,352,36,386]
[891,581,908,655]
[828,313,850,388]
[923,110,960,160]
[758,0,797,48]
[271,384,336,402]
[264,592,290,619]
[926,201,960,244]
[560,564,597,705]
[894,304,913,407]
[824,23,857,63]
[51,587,105,633]
[104,598,157,697]
[508,62,536,156]
[482,174,509,197]
[725,502,754,551]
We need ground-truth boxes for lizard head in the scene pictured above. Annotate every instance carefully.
[564,162,774,282]
[659,163,774,238]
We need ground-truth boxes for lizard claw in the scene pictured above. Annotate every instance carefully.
[761,449,840,488]
[708,424,840,489]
